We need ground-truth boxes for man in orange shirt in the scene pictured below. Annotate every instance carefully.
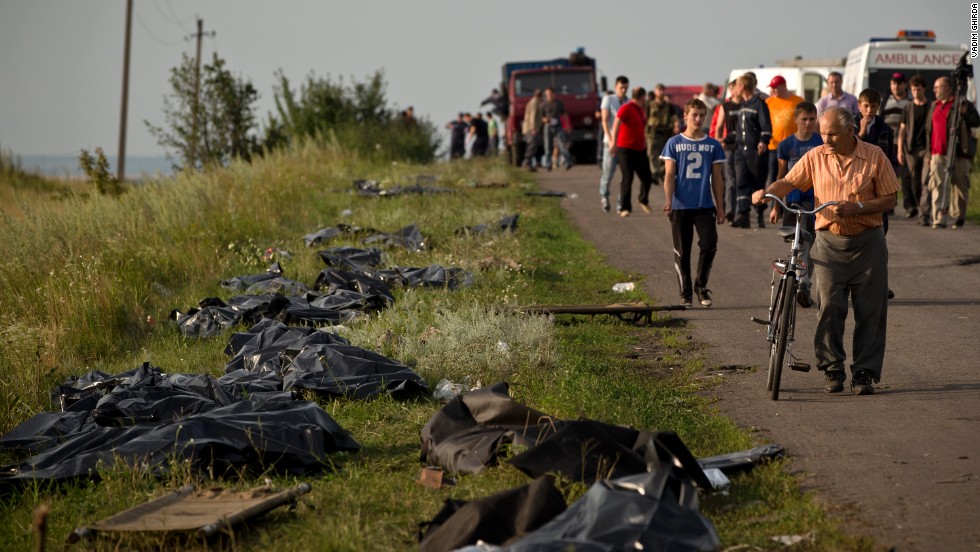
[752,107,898,396]
[765,76,803,191]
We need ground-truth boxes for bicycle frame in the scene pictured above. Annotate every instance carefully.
[758,194,838,400]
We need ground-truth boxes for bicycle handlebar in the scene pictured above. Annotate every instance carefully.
[765,194,838,216]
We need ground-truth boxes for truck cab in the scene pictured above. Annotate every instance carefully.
[502,50,599,166]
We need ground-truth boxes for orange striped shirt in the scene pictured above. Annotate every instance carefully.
[784,141,899,236]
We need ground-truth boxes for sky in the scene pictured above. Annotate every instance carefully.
[0,0,964,163]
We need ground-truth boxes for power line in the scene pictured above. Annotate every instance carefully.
[133,5,183,47]
[151,0,192,33]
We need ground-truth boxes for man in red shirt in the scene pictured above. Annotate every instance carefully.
[925,76,980,228]
[610,86,654,217]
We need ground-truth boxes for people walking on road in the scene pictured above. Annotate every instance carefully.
[697,82,721,134]
[522,89,544,171]
[879,73,914,217]
[925,76,980,229]
[610,86,655,217]
[897,75,932,225]
[765,75,803,186]
[753,106,899,395]
[599,76,629,213]
[816,71,859,118]
[486,112,499,156]
[541,87,573,171]
[661,98,726,308]
[714,81,741,221]
[769,101,822,308]
[465,113,489,157]
[731,74,772,228]
[446,113,468,160]
[646,83,678,185]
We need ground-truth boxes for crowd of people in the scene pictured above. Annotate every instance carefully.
[597,70,977,396]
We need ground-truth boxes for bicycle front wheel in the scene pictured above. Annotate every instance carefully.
[768,273,797,401]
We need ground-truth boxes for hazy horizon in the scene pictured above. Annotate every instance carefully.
[0,1,964,158]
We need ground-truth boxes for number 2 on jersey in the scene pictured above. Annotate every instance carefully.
[685,151,703,180]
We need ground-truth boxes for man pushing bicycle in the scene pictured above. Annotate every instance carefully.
[752,107,899,396]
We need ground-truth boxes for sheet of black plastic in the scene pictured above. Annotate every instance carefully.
[283,342,429,399]
[304,224,374,248]
[169,299,243,338]
[317,246,384,272]
[698,444,786,475]
[312,269,394,310]
[418,476,567,552]
[524,191,567,197]
[455,214,520,236]
[361,223,426,251]
[370,265,473,290]
[507,420,657,484]
[353,178,452,197]
[0,399,360,487]
[420,382,560,474]
[221,320,429,401]
[220,262,284,292]
[501,469,721,552]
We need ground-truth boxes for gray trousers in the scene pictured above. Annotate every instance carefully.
[810,227,888,381]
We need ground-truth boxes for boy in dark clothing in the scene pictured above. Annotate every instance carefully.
[857,89,894,163]
[858,88,896,299]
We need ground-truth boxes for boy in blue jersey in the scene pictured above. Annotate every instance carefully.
[769,101,822,307]
[661,99,727,307]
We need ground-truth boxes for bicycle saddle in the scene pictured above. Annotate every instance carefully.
[777,226,812,243]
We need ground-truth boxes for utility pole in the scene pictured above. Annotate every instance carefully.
[117,0,133,183]
[189,18,215,169]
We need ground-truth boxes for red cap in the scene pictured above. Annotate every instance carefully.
[768,75,786,88]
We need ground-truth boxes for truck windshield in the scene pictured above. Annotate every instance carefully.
[514,72,594,97]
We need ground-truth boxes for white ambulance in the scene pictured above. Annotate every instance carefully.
[842,30,974,101]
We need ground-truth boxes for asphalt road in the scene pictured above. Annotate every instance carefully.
[537,164,980,551]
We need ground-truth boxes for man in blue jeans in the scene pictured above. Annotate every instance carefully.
[541,88,573,171]
[599,76,629,212]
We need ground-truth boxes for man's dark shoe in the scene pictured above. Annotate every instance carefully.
[797,284,813,308]
[851,370,875,395]
[825,370,845,393]
[682,297,693,308]
[887,288,895,300]
[756,212,766,229]
[695,287,713,307]
[730,213,750,228]
[905,208,918,218]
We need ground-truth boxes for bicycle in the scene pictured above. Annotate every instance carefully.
[751,194,838,400]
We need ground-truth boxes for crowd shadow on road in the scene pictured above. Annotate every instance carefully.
[771,380,980,402]
[886,298,980,307]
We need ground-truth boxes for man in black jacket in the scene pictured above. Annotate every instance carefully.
[897,75,932,225]
[730,74,772,228]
